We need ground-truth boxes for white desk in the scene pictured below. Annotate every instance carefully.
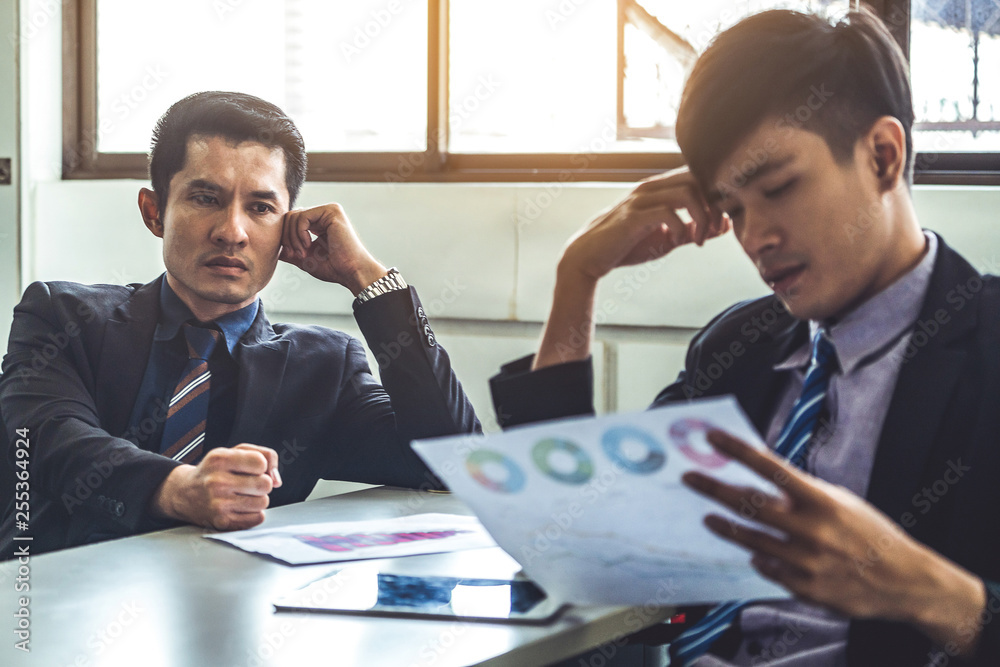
[0,487,674,666]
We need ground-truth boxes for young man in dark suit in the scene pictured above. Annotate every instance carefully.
[0,91,479,557]
[490,10,1000,666]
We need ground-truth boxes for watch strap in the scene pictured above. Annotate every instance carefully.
[355,268,408,304]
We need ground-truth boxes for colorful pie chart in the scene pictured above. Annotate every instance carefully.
[465,449,526,493]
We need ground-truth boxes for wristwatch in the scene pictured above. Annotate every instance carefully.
[355,267,408,304]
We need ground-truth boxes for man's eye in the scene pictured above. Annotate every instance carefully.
[252,203,275,214]
[192,194,217,205]
[763,179,796,199]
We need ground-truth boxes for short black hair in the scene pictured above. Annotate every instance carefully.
[676,8,914,191]
[148,91,307,209]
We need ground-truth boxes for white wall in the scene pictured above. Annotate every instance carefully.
[22,179,1000,429]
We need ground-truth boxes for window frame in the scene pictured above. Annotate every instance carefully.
[62,0,1000,184]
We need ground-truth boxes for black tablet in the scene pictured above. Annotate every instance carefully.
[273,564,567,625]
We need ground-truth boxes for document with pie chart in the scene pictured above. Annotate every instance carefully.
[412,396,792,606]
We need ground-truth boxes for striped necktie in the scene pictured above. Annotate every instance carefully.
[670,328,837,666]
[160,323,222,464]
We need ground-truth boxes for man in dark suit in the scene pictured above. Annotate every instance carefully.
[0,91,479,558]
[490,10,1000,666]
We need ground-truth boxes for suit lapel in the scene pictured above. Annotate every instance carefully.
[865,241,979,521]
[735,305,807,437]
[94,277,162,437]
[229,308,289,445]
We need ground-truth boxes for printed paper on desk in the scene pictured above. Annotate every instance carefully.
[206,513,496,565]
[412,396,792,607]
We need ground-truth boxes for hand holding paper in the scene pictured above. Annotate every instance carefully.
[683,429,987,655]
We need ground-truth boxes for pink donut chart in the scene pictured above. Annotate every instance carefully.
[465,449,526,493]
[669,418,729,469]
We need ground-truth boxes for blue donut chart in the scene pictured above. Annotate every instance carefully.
[601,426,666,473]
[531,438,594,485]
[465,449,526,493]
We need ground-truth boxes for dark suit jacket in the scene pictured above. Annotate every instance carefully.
[489,236,1000,666]
[0,275,479,557]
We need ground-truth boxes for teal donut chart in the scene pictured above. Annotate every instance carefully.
[601,426,666,473]
[531,438,594,485]
[465,449,526,493]
[669,418,729,469]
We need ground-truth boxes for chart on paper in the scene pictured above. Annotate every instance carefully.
[413,396,791,606]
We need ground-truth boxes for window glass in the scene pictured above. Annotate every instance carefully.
[910,0,1000,152]
[449,0,843,154]
[96,0,428,153]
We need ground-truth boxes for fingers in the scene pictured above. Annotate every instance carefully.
[703,514,806,565]
[196,447,277,531]
[683,471,804,537]
[615,210,690,266]
[750,553,812,589]
[232,443,282,487]
[281,209,313,260]
[210,493,269,531]
[200,445,280,490]
[703,429,821,502]
[278,244,303,268]
[630,169,723,246]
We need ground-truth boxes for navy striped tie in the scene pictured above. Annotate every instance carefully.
[670,329,837,665]
[160,324,222,464]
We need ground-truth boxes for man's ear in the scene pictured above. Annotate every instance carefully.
[864,116,906,193]
[138,188,164,238]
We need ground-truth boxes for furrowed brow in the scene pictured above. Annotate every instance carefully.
[184,179,221,192]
